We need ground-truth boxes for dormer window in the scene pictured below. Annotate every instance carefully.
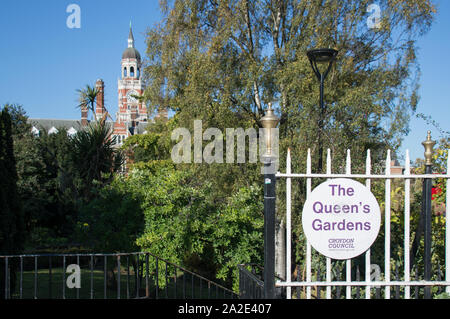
[67,127,77,136]
[48,127,58,135]
[31,126,39,136]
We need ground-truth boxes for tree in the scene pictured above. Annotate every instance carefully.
[0,106,25,297]
[3,104,75,248]
[121,118,171,163]
[70,120,124,203]
[142,0,437,286]
[144,0,435,167]
[76,176,144,253]
[0,106,24,253]
[77,84,99,120]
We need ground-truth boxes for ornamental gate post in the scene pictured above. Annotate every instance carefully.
[422,131,435,299]
[263,157,276,299]
[260,103,279,299]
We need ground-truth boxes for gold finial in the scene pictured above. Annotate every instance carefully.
[422,130,436,166]
[260,103,279,156]
[260,103,279,129]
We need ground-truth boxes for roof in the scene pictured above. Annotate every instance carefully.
[28,119,83,131]
[122,47,141,61]
[135,122,150,134]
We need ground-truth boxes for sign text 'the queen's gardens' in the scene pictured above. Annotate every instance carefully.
[302,179,381,260]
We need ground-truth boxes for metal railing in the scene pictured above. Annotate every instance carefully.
[276,148,450,299]
[0,251,237,299]
[238,264,264,299]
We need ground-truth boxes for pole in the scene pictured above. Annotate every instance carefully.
[318,74,324,173]
[424,164,432,298]
[422,131,435,299]
[260,103,279,299]
[263,156,276,299]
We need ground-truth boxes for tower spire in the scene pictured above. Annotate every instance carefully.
[128,21,134,48]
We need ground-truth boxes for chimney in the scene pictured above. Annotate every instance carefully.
[130,104,138,128]
[81,105,88,126]
[155,106,169,121]
[95,79,105,120]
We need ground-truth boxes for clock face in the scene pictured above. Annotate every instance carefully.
[126,90,138,102]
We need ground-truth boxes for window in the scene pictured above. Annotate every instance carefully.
[67,127,77,136]
[48,127,58,135]
[31,126,39,136]
[130,66,135,77]
[124,67,127,77]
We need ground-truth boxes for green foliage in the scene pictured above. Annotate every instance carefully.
[209,185,263,291]
[70,120,124,202]
[145,0,435,167]
[121,122,171,163]
[134,161,213,266]
[0,105,25,298]
[76,176,144,252]
[434,292,450,299]
[0,106,24,254]
[77,84,99,118]
[142,1,437,284]
[104,160,264,291]
[5,104,125,251]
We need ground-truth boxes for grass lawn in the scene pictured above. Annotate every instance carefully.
[10,266,235,299]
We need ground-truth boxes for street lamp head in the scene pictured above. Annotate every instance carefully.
[307,48,338,82]
[260,103,279,130]
[307,48,338,64]
[261,103,279,157]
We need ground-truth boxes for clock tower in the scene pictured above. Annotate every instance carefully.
[116,24,147,129]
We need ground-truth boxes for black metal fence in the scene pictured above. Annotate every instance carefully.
[238,264,264,299]
[0,252,237,299]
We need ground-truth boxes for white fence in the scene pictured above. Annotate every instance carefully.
[275,148,450,299]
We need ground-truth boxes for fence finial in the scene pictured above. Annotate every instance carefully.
[346,149,351,174]
[326,149,331,174]
[366,149,371,175]
[286,149,292,178]
[386,150,391,175]
[306,148,311,174]
[422,131,436,166]
[405,149,410,175]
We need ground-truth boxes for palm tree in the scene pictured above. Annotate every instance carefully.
[77,85,99,121]
[77,84,115,124]
[70,120,124,202]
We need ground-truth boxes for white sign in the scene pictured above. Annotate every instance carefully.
[302,178,381,260]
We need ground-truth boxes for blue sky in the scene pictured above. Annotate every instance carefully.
[0,0,449,162]
[0,0,161,117]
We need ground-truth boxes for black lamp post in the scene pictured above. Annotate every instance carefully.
[260,103,279,299]
[307,48,338,172]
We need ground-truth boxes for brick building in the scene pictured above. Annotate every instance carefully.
[29,26,167,143]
